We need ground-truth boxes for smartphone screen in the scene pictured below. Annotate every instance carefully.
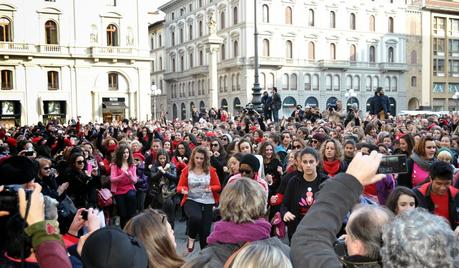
[378,154,408,174]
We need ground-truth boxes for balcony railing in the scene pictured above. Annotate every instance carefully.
[379,62,408,73]
[220,57,245,69]
[318,60,351,70]
[0,42,35,53]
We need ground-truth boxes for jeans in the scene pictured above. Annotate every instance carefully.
[273,109,280,122]
[136,190,147,212]
[114,190,137,228]
[184,199,214,249]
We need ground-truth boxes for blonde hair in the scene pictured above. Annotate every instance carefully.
[231,243,292,268]
[219,178,266,224]
[319,138,343,161]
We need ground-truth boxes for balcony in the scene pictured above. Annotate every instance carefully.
[253,56,284,69]
[0,42,35,56]
[219,57,245,69]
[188,65,208,77]
[91,46,136,59]
[379,62,408,73]
[318,60,351,70]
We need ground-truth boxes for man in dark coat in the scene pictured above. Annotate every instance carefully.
[261,91,272,121]
[370,87,390,120]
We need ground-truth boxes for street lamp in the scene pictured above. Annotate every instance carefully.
[151,84,161,121]
[251,0,262,112]
[453,91,459,112]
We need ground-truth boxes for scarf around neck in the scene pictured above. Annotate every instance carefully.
[206,219,271,245]
[411,152,434,171]
[323,159,340,176]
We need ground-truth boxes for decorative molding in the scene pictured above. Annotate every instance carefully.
[37,7,62,15]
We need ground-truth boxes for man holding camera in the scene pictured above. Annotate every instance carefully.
[370,87,390,120]
[325,100,346,124]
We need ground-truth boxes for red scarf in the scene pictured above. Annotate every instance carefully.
[323,159,340,176]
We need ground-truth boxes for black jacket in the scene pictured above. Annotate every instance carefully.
[291,173,381,268]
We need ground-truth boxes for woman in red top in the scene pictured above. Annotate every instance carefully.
[320,138,347,177]
[177,146,221,252]
[110,143,138,227]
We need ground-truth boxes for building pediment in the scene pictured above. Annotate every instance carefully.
[37,7,62,15]
[100,11,122,18]
[304,33,318,39]
[0,4,16,11]
[282,32,296,38]
[326,35,339,41]
[260,30,273,36]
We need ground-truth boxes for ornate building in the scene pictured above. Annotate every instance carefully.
[160,0,409,119]
[0,0,152,126]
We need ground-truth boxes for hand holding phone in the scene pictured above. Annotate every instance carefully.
[377,154,408,174]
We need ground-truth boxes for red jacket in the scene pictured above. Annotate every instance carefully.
[177,166,221,206]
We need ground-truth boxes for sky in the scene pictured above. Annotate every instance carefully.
[153,0,170,10]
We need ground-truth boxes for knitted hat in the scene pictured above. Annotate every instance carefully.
[240,154,260,172]
[0,156,39,185]
[132,152,145,162]
[82,226,148,268]
[312,133,327,144]
[222,134,233,143]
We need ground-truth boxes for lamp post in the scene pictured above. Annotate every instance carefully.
[453,91,459,113]
[251,0,262,112]
[151,84,161,121]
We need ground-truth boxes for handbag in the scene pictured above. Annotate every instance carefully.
[97,188,113,208]
[58,195,77,218]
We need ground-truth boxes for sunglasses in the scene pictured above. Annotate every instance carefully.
[222,138,228,141]
[76,160,85,164]
[239,168,253,175]
[311,140,319,144]
[293,145,302,149]
[211,143,219,147]
[42,167,51,170]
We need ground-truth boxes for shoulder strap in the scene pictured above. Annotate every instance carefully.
[223,242,250,268]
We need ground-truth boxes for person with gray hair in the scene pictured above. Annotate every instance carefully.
[381,208,459,268]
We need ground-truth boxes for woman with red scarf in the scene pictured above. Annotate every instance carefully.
[320,138,347,177]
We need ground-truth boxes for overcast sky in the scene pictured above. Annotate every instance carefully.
[153,0,170,10]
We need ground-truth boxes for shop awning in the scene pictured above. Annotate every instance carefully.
[102,101,127,112]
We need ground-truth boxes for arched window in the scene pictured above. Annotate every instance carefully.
[171,30,175,46]
[286,40,293,59]
[290,74,297,90]
[0,17,12,42]
[330,43,336,60]
[285,7,292,24]
[199,21,203,36]
[304,74,311,90]
[282,73,289,90]
[354,75,360,91]
[1,70,13,90]
[181,103,186,120]
[233,97,241,112]
[189,52,193,68]
[233,40,238,57]
[350,44,356,61]
[388,17,394,33]
[391,76,397,91]
[388,47,394,63]
[369,46,376,62]
[268,73,274,90]
[219,76,223,92]
[366,76,372,91]
[308,9,315,26]
[233,7,238,25]
[47,71,59,90]
[106,24,118,46]
[262,4,269,23]
[411,50,417,64]
[373,76,379,89]
[385,76,391,91]
[224,75,228,92]
[197,80,201,95]
[369,15,375,32]
[346,75,353,90]
[45,20,58,44]
[220,11,225,29]
[232,74,236,91]
[189,24,193,41]
[108,72,118,90]
[263,39,270,57]
[173,104,178,118]
[312,74,319,90]
[221,43,225,60]
[221,99,228,111]
[326,75,332,90]
[333,75,340,91]
[260,72,266,90]
[236,73,240,90]
[308,41,315,60]
[350,13,356,30]
[330,11,336,28]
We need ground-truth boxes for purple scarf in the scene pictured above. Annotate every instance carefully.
[207,219,271,245]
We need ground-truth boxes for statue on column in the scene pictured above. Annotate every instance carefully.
[208,13,216,35]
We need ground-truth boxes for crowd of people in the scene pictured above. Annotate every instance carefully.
[0,86,459,267]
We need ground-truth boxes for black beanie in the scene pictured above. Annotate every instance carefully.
[240,154,260,172]
[0,156,38,185]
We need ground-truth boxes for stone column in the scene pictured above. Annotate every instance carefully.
[204,13,223,110]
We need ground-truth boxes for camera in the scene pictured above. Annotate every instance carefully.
[378,154,408,174]
[25,150,34,156]
[0,186,32,213]
[328,103,337,112]
[81,209,88,221]
[333,237,348,257]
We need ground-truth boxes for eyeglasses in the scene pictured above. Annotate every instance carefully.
[42,167,51,170]
[240,168,253,175]
[294,145,302,149]
[76,160,85,164]
[211,143,219,147]
[311,140,319,144]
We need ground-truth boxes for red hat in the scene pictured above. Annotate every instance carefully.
[6,137,17,148]
[132,152,145,162]
[249,126,258,132]
[206,132,217,137]
[32,136,42,144]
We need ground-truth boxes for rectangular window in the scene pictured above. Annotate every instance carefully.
[449,39,459,57]
[199,50,203,65]
[108,73,118,90]
[47,71,59,90]
[434,17,446,35]
[1,70,12,90]
[411,76,416,87]
[449,60,459,77]
[433,83,445,93]
[434,38,445,56]
[434,58,445,76]
[450,18,459,36]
